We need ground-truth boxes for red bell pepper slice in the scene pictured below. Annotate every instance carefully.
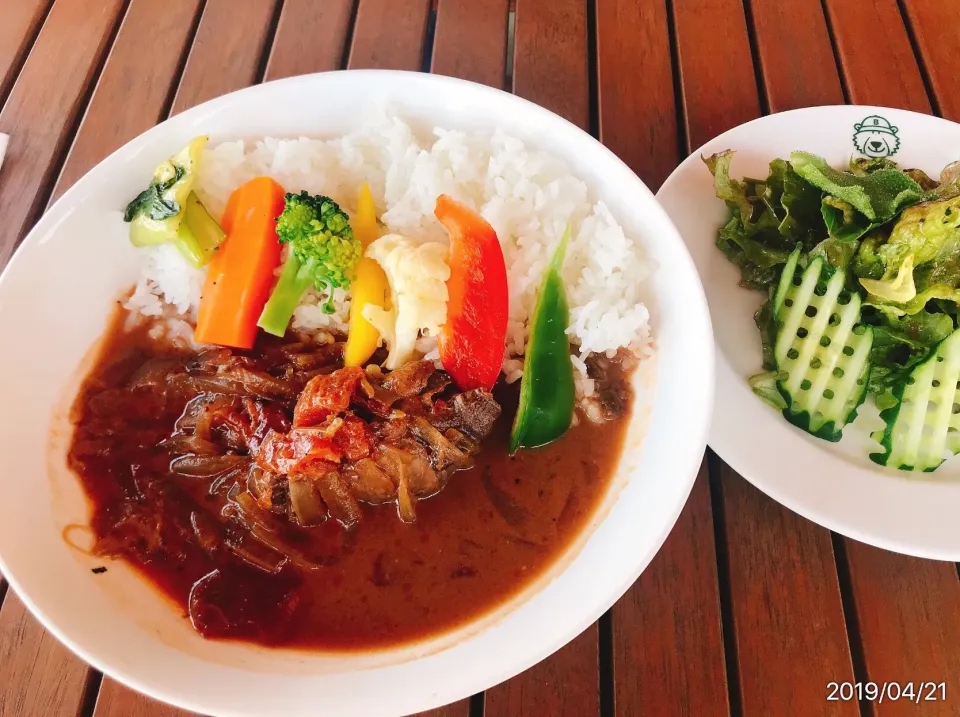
[434,194,509,391]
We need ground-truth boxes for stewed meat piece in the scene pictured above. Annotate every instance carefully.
[380,359,436,397]
[430,390,501,437]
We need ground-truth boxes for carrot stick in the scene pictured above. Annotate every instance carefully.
[195,177,286,348]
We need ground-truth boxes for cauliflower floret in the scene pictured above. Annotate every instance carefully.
[363,234,450,369]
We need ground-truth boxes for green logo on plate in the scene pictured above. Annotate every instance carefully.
[853,115,900,158]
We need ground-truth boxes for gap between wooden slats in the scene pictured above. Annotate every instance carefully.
[818,3,960,714]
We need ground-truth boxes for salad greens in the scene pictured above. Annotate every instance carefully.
[708,150,960,471]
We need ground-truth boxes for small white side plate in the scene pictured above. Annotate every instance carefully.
[658,105,960,560]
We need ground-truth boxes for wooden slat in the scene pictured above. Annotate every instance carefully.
[749,0,844,111]
[596,0,678,189]
[596,3,728,715]
[482,3,596,711]
[0,0,127,269]
[673,0,760,149]
[0,0,51,103]
[51,0,204,201]
[843,543,960,717]
[263,0,354,81]
[512,0,588,129]
[93,678,195,717]
[431,0,509,88]
[823,9,960,714]
[719,469,857,715]
[347,0,432,71]
[169,0,278,115]
[0,594,94,717]
[900,0,960,121]
[484,626,598,717]
[611,472,729,716]
[823,0,929,110]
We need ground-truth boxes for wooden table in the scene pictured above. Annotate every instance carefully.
[1,1,958,715]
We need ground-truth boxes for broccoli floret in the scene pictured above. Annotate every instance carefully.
[257,192,361,337]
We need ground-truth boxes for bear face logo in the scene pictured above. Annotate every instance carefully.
[853,115,900,158]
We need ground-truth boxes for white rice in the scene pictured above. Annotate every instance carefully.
[126,114,654,399]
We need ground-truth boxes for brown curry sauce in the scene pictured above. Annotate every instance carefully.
[67,315,629,650]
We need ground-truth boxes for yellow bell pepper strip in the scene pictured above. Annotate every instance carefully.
[510,226,575,453]
[124,137,224,267]
[353,181,379,245]
[195,177,286,349]
[434,194,509,391]
[344,183,390,366]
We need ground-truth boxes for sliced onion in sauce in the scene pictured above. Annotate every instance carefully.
[170,454,249,478]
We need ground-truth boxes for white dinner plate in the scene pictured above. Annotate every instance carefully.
[658,105,960,560]
[0,71,712,716]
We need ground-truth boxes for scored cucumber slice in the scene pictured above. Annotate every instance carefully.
[772,250,873,441]
[871,328,960,471]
